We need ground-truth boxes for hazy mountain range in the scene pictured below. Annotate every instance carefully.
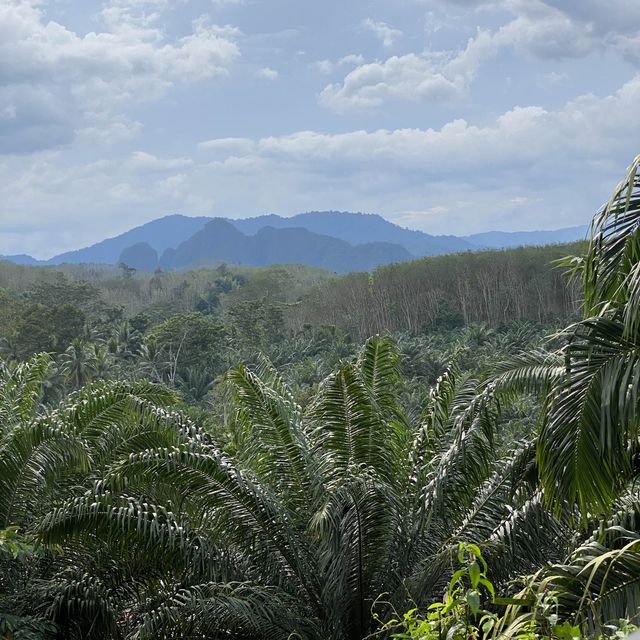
[1,212,589,274]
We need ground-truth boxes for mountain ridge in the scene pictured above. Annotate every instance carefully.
[464,225,589,249]
[157,219,413,273]
[230,211,473,255]
[0,212,590,272]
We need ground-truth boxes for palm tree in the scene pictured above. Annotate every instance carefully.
[533,156,640,516]
[486,155,640,633]
[58,338,98,389]
[37,339,565,639]
[91,341,115,381]
[0,355,184,637]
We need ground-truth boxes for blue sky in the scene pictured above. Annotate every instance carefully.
[1,0,639,258]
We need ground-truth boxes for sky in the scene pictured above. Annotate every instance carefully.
[1,0,639,258]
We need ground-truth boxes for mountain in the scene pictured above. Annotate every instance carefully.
[230,211,472,256]
[159,219,250,270]
[2,212,590,273]
[119,242,158,271]
[249,226,412,272]
[158,219,412,273]
[49,215,210,265]
[0,254,42,265]
[465,225,589,249]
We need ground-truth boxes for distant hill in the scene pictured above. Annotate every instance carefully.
[465,226,589,249]
[2,212,591,273]
[0,254,42,265]
[50,215,210,265]
[119,242,159,271]
[230,211,471,256]
[158,219,412,273]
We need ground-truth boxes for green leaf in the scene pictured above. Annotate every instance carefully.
[467,590,481,614]
[469,561,481,588]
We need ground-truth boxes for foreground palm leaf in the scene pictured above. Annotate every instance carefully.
[537,156,640,516]
[548,495,640,630]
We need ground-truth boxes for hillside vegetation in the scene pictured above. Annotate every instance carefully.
[293,242,585,339]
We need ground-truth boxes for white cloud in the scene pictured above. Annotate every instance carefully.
[125,151,193,172]
[312,59,334,75]
[361,18,403,48]
[0,84,75,153]
[198,137,256,154]
[540,0,640,35]
[320,53,466,111]
[311,54,365,76]
[157,173,189,198]
[436,0,640,60]
[12,73,640,219]
[323,0,640,112]
[319,30,494,112]
[255,67,279,80]
[189,74,639,230]
[0,1,240,154]
[538,70,568,88]
[339,54,365,66]
[76,115,143,146]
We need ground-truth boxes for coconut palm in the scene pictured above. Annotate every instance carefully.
[58,338,98,389]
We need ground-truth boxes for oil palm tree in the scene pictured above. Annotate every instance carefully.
[37,339,566,639]
[0,355,185,637]
[534,155,640,516]
[487,155,640,633]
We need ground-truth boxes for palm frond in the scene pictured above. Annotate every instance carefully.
[544,503,640,630]
[134,581,318,640]
[106,446,322,608]
[0,421,89,528]
[538,316,640,516]
[491,349,564,397]
[0,354,52,430]
[584,154,640,315]
[227,363,313,506]
[308,364,391,483]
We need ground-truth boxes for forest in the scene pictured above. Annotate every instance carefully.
[1,156,639,640]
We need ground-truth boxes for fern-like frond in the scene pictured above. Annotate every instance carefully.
[227,363,313,507]
[538,316,640,516]
[584,154,640,314]
[134,581,318,640]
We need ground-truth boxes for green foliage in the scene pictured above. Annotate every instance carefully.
[0,337,568,640]
[385,155,640,640]
[535,156,640,517]
[377,543,497,640]
[379,543,639,640]
[145,311,228,385]
[13,304,86,358]
[226,299,286,351]
[293,243,584,341]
